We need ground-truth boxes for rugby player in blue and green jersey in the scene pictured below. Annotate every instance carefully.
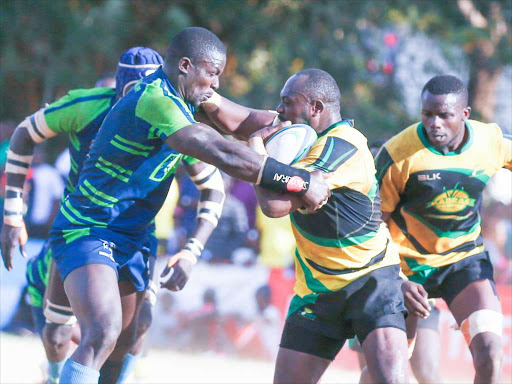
[41,27,330,384]
[1,46,226,384]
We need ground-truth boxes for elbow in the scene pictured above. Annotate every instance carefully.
[259,202,288,218]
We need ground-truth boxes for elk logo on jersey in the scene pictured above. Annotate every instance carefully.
[427,183,476,213]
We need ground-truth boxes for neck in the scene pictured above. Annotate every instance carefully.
[316,112,342,134]
[437,122,468,154]
[162,64,186,100]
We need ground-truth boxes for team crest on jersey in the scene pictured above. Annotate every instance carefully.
[149,153,182,182]
[426,183,475,213]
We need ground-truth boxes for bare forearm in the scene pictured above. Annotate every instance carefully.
[167,124,265,183]
[6,128,37,189]
[254,186,302,218]
[202,96,276,140]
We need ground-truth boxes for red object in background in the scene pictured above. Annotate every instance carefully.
[384,32,398,47]
[366,59,378,72]
[382,61,394,75]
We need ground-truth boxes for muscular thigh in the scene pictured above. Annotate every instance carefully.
[46,260,70,307]
[63,264,122,328]
[449,279,501,326]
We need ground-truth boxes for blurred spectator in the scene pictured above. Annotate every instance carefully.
[256,207,296,268]
[94,72,116,89]
[202,174,249,263]
[25,146,64,238]
[234,285,281,360]
[149,291,179,348]
[230,180,258,229]
[54,149,71,181]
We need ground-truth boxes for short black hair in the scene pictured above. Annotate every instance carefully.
[166,27,226,64]
[294,69,341,110]
[422,75,468,106]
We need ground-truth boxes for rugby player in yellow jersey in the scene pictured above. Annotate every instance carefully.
[200,69,409,384]
[375,75,511,384]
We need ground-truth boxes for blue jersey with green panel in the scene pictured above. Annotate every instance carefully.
[51,67,197,241]
[43,88,117,198]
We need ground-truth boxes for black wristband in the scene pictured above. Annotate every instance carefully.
[260,157,311,196]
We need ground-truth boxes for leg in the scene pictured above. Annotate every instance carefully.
[274,321,343,384]
[361,327,409,384]
[99,282,145,384]
[274,348,331,384]
[449,279,503,384]
[43,261,75,364]
[60,263,122,383]
[409,307,442,384]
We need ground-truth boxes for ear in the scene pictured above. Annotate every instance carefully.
[462,106,471,120]
[178,57,193,74]
[311,100,324,117]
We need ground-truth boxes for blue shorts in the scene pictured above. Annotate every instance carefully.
[50,230,151,292]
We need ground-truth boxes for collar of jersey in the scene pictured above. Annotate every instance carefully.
[417,121,473,156]
[318,119,352,138]
[156,67,195,114]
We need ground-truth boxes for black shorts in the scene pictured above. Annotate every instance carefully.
[280,265,407,360]
[412,252,495,306]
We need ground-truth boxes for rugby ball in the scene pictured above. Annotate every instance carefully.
[265,124,318,165]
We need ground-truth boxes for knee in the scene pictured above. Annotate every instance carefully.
[136,302,153,338]
[473,339,502,376]
[43,323,73,349]
[413,363,441,384]
[82,319,122,353]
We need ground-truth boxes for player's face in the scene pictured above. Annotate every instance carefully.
[276,77,312,125]
[184,52,226,107]
[421,91,470,152]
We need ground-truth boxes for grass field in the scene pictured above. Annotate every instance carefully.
[0,333,360,384]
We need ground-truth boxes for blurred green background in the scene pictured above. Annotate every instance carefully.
[1,0,511,151]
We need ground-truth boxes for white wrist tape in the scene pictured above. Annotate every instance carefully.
[183,238,204,259]
[3,186,24,227]
[201,91,222,112]
[197,200,223,227]
[190,165,225,193]
[44,300,77,326]
[461,309,503,346]
[5,150,33,175]
[24,109,57,143]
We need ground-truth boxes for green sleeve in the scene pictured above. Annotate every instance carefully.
[44,88,115,134]
[135,78,196,142]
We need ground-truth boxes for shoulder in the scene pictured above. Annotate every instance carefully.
[469,119,509,141]
[381,123,424,163]
[135,78,195,123]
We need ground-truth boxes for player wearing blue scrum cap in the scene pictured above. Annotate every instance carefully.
[1,46,226,384]
[36,26,328,384]
[0,46,162,384]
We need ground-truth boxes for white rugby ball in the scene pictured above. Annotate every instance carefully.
[265,124,318,165]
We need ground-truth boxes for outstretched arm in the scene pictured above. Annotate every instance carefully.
[1,109,55,269]
[161,160,225,291]
[200,92,277,140]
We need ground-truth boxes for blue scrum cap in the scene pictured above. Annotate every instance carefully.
[115,47,164,97]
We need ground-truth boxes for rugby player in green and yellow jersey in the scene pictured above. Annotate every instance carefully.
[200,69,409,384]
[376,75,511,384]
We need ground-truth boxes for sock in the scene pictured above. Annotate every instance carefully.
[115,353,141,384]
[60,359,100,384]
[99,359,124,384]
[47,359,66,384]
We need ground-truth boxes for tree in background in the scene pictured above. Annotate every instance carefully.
[1,0,510,144]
